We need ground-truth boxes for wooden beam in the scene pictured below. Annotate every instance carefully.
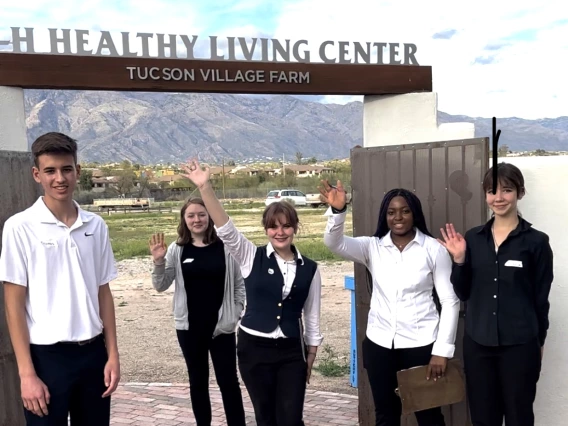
[0,53,432,95]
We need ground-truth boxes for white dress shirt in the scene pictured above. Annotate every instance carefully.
[216,218,323,347]
[323,208,459,358]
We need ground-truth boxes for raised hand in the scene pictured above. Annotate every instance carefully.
[149,233,167,263]
[318,179,347,210]
[437,223,467,263]
[180,158,210,189]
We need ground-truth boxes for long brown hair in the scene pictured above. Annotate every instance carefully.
[176,197,218,246]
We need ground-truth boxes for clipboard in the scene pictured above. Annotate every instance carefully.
[395,358,466,415]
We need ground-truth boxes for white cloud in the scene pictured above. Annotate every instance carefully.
[273,0,568,119]
[1,0,565,119]
[0,0,205,57]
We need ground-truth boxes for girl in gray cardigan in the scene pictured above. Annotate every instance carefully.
[150,197,246,426]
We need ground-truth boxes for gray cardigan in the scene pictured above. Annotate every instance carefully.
[151,241,246,337]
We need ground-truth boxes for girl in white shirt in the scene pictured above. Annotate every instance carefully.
[320,181,460,426]
[181,159,323,426]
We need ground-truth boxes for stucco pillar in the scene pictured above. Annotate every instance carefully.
[0,86,28,152]
[363,92,474,147]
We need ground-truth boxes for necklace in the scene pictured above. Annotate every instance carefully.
[393,233,414,251]
[394,240,410,250]
[491,221,517,249]
[491,225,498,247]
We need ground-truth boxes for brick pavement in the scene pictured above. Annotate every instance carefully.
[110,382,359,425]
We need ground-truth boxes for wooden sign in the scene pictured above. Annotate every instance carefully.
[0,52,432,95]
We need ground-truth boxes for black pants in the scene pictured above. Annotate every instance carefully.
[362,337,445,426]
[176,330,246,426]
[237,329,307,426]
[463,334,541,426]
[25,334,110,426]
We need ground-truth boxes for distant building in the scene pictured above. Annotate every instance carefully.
[152,174,188,186]
[273,164,333,178]
[92,176,120,193]
[229,166,262,177]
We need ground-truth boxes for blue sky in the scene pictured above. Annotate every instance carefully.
[0,0,566,119]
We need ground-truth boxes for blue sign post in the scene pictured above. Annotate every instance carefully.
[344,275,357,388]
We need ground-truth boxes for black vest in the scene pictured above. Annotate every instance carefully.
[240,245,318,339]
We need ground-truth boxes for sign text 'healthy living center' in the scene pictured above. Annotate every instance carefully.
[1,27,420,85]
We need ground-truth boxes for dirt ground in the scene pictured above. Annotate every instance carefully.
[112,257,358,396]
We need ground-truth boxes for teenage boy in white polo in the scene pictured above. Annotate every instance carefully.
[0,132,120,426]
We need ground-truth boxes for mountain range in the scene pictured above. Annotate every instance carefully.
[23,90,568,164]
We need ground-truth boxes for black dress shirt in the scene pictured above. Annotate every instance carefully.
[451,216,553,347]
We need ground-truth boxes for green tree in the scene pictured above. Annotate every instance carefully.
[79,169,93,191]
[100,166,113,177]
[277,170,297,187]
[172,178,191,188]
[136,175,151,197]
[326,161,351,174]
[498,144,510,157]
[114,169,136,196]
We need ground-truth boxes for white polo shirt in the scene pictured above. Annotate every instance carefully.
[0,197,118,345]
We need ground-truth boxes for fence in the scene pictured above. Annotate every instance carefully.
[76,184,352,204]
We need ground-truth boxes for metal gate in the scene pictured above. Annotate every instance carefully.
[350,137,489,426]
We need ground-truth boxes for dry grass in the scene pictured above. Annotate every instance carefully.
[104,204,353,262]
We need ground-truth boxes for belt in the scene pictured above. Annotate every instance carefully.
[59,334,102,346]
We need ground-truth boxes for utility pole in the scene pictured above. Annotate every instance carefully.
[222,158,226,200]
[283,153,286,178]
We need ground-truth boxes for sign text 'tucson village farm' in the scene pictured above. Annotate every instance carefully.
[1,27,420,85]
[126,67,308,84]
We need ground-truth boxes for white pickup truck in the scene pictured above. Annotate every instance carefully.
[305,192,352,208]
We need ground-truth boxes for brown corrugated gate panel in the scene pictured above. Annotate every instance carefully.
[430,146,447,233]
[385,150,400,192]
[350,138,489,426]
[447,145,466,233]
[464,143,489,234]
[351,149,378,424]
[400,150,415,191]
[0,151,41,426]
[415,148,431,221]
